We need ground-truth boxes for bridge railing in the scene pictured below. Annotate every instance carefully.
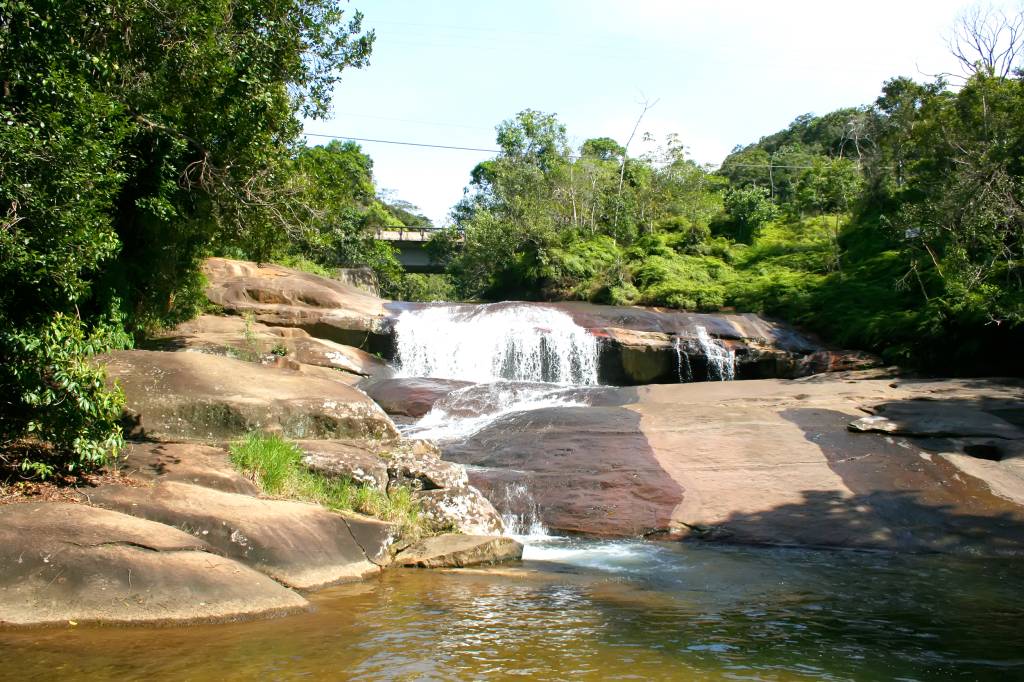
[375,227,443,242]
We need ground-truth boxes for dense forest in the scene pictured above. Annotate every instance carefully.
[2,1,1023,475]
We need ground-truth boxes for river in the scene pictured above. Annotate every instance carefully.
[3,302,1022,680]
[2,540,1021,680]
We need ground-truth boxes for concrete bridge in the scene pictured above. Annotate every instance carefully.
[375,227,448,273]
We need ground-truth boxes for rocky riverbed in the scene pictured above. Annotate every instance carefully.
[3,257,1023,628]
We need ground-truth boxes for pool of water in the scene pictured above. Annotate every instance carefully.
[2,538,1022,681]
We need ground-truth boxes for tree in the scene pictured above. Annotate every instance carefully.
[0,0,374,474]
[948,4,1024,78]
[723,186,778,242]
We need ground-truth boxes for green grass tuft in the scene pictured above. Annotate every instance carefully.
[229,432,427,538]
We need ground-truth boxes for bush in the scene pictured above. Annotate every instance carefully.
[632,253,736,311]
[229,432,425,538]
[396,273,459,302]
[0,314,129,477]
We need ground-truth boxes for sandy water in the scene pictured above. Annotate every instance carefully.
[3,537,1022,681]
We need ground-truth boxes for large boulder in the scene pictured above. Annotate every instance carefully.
[152,314,390,380]
[364,377,473,417]
[443,406,683,537]
[0,503,307,626]
[444,377,1024,555]
[203,258,392,353]
[414,485,505,536]
[541,301,879,384]
[394,534,523,568]
[102,349,399,444]
[90,481,394,589]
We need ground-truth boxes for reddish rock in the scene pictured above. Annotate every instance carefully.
[203,258,391,351]
[156,314,390,378]
[445,377,1024,554]
[90,481,392,589]
[0,503,307,626]
[365,377,473,417]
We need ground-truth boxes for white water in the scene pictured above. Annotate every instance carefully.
[400,381,589,443]
[695,325,736,381]
[394,303,600,385]
[499,482,549,538]
[674,336,693,383]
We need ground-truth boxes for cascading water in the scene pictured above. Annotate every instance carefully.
[394,303,599,385]
[673,337,693,383]
[401,381,590,443]
[499,482,548,538]
[695,325,736,381]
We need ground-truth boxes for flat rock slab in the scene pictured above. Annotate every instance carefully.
[447,377,1024,555]
[90,481,391,589]
[118,441,260,496]
[0,503,307,626]
[395,534,523,568]
[101,349,399,443]
[443,406,683,537]
[850,400,1024,439]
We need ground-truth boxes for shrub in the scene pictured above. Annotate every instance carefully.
[0,314,129,478]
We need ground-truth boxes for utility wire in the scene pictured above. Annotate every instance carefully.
[303,132,883,170]
[303,132,499,153]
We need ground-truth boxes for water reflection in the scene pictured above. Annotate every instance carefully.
[2,541,1023,681]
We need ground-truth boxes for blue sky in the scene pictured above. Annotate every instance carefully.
[304,0,971,225]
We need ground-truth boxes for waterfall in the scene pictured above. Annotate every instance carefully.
[394,303,600,385]
[673,337,693,383]
[695,326,736,381]
[401,381,589,443]
[499,482,548,538]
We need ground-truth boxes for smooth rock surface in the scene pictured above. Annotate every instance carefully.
[118,441,260,495]
[90,481,390,589]
[0,503,307,626]
[364,377,473,417]
[395,534,523,568]
[849,399,1024,439]
[153,314,390,378]
[445,377,1024,554]
[203,258,391,351]
[102,349,399,443]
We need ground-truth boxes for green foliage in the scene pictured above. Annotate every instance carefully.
[0,314,129,477]
[229,432,425,537]
[275,255,336,278]
[723,186,778,242]
[443,53,1024,372]
[397,274,460,302]
[449,111,725,299]
[1,0,374,467]
[633,253,736,311]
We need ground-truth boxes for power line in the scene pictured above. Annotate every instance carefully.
[303,132,885,170]
[302,132,499,153]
